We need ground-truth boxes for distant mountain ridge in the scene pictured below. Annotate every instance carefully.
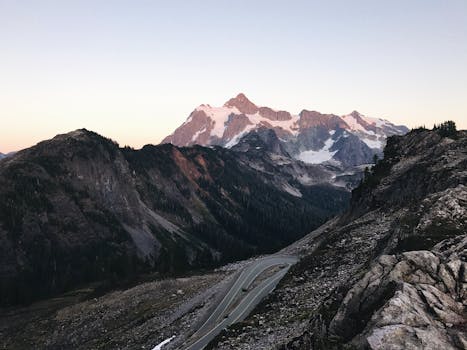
[0,151,16,160]
[162,93,408,167]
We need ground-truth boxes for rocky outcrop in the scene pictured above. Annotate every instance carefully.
[350,129,467,216]
[232,128,291,157]
[331,131,376,168]
[330,237,467,349]
[258,106,293,121]
[298,110,348,130]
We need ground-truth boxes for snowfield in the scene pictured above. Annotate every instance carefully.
[297,138,337,164]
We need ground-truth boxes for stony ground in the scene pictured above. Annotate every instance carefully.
[0,254,265,350]
[0,271,230,350]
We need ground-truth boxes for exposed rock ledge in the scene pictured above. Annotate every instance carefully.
[327,235,467,349]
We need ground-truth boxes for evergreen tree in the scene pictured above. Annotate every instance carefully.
[434,121,457,138]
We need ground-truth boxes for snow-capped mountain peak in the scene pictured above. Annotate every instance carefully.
[161,94,408,167]
[224,93,259,114]
[341,111,370,132]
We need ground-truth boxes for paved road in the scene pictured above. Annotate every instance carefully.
[183,255,297,350]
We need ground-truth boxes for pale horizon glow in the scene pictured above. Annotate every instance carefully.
[1,0,466,153]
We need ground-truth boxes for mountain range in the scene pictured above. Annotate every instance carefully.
[0,152,15,160]
[0,129,349,305]
[162,93,408,167]
[0,95,410,306]
[1,125,464,350]
[3,92,465,350]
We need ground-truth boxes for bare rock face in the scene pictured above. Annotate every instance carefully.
[222,114,253,144]
[330,238,467,349]
[161,109,214,146]
[298,110,349,130]
[224,93,259,115]
[258,106,293,121]
[331,131,376,168]
[232,127,290,157]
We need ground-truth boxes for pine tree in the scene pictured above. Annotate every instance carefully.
[434,121,457,138]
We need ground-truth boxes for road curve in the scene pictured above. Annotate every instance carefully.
[183,255,297,350]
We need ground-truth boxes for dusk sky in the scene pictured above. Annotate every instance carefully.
[1,0,466,153]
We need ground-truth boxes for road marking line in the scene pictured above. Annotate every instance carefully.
[192,267,249,335]
[211,260,274,323]
[183,257,297,350]
[230,266,289,324]
[185,264,291,350]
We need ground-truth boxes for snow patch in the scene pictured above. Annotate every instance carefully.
[361,114,405,133]
[343,113,397,137]
[152,336,175,350]
[362,115,391,128]
[196,105,241,138]
[191,127,207,142]
[362,138,384,149]
[224,124,256,148]
[248,111,299,134]
[341,114,366,132]
[224,134,243,148]
[297,138,337,164]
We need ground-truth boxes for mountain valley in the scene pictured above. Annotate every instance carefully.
[1,124,465,350]
[0,128,349,306]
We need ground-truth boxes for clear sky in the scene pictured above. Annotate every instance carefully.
[1,0,466,153]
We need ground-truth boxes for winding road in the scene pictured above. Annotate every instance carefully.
[183,255,297,350]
